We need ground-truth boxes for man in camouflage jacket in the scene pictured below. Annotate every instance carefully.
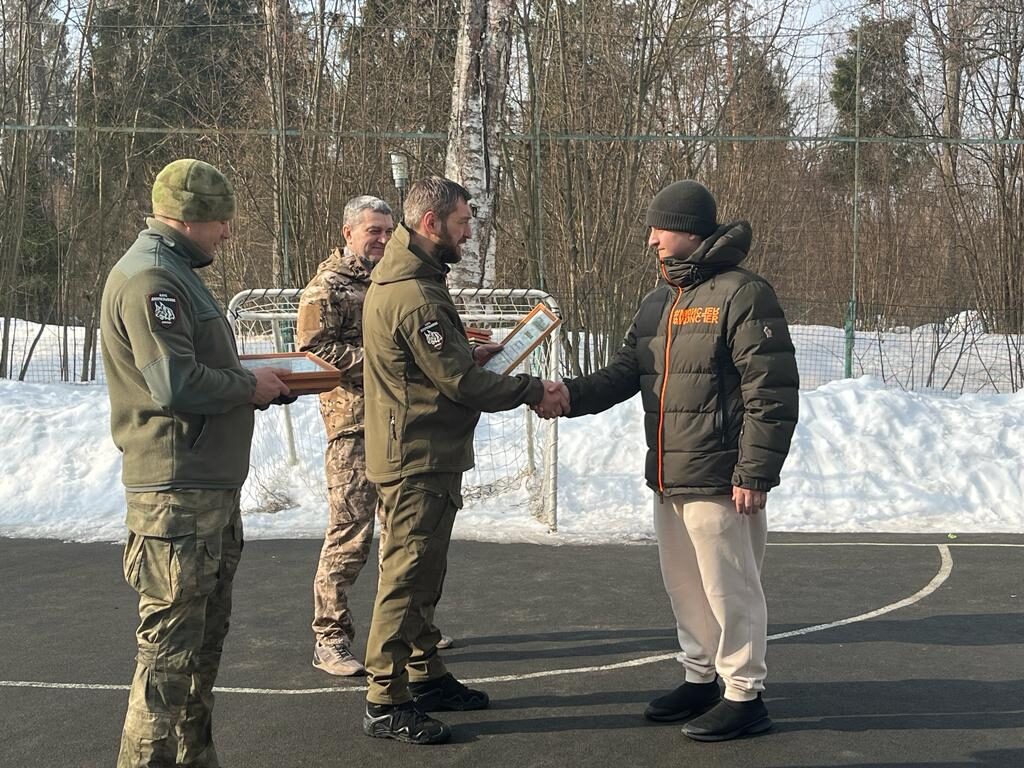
[296,196,396,676]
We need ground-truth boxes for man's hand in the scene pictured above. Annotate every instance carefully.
[250,367,291,406]
[533,380,569,419]
[732,486,767,515]
[472,342,504,367]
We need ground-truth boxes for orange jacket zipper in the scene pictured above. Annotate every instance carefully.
[657,262,683,496]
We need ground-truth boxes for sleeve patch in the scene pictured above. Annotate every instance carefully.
[419,320,445,351]
[148,292,179,328]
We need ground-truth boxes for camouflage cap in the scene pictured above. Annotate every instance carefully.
[152,159,236,222]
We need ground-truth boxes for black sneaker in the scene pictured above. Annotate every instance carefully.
[362,701,451,745]
[644,678,721,722]
[682,694,773,742]
[409,673,490,711]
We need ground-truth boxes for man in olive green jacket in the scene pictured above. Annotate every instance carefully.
[560,180,799,743]
[101,159,289,768]
[360,177,567,745]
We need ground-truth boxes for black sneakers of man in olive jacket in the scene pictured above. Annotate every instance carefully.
[363,701,451,745]
[410,673,490,711]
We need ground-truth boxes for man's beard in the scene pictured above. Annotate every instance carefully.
[436,230,463,264]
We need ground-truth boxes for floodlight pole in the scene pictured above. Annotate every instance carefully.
[390,151,409,215]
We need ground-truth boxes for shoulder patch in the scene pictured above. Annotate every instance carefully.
[148,292,179,328]
[419,320,445,351]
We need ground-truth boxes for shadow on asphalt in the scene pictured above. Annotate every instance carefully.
[439,679,1024,741]
[447,633,676,662]
[770,613,1024,646]
[767,748,1024,768]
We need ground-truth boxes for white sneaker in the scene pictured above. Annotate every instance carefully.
[313,640,366,676]
[436,634,455,650]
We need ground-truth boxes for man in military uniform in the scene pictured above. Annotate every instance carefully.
[359,177,569,745]
[296,195,395,676]
[299,196,457,678]
[101,159,291,767]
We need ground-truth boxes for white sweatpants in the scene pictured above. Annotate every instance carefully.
[653,494,768,702]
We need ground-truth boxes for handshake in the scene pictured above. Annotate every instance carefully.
[472,343,570,420]
[532,380,570,420]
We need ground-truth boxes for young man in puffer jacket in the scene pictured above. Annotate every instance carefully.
[560,180,799,742]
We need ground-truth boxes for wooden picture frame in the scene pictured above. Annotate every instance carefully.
[238,351,341,396]
[482,303,561,375]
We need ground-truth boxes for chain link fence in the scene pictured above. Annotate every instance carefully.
[7,298,1022,396]
[785,301,1024,394]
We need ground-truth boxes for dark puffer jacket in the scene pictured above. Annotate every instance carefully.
[564,221,799,496]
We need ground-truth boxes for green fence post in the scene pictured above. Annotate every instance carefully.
[271,318,298,466]
[280,321,295,352]
[844,299,856,378]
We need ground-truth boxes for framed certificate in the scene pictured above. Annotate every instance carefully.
[465,326,494,344]
[238,351,341,395]
[483,303,561,375]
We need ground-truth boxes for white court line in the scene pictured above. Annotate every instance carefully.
[2,681,128,691]
[0,543,956,696]
[768,544,952,640]
[769,542,1023,548]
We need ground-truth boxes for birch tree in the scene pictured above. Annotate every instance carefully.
[445,0,514,288]
[263,0,291,287]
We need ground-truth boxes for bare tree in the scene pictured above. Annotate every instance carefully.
[263,0,291,287]
[445,0,515,288]
[2,0,1022,387]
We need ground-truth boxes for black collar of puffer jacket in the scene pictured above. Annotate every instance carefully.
[660,220,753,288]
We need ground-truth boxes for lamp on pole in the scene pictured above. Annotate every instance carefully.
[389,151,409,214]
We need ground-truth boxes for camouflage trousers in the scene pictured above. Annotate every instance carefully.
[312,434,381,644]
[117,489,243,768]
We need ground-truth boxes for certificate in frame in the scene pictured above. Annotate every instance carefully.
[238,351,341,395]
[482,303,561,375]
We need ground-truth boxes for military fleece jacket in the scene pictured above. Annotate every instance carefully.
[100,219,257,492]
[296,247,370,440]
[565,221,799,496]
[362,224,544,483]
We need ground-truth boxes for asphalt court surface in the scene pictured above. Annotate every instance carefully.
[1,533,1022,767]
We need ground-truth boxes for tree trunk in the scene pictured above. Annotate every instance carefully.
[263,0,290,287]
[0,8,34,378]
[445,0,514,288]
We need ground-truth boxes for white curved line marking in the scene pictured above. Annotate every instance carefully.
[770,542,1022,548]
[1,681,127,691]
[767,543,952,640]
[0,544,955,695]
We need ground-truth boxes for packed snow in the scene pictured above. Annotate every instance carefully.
[0,375,1020,544]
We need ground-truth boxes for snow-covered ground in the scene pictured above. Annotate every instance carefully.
[1,376,1021,544]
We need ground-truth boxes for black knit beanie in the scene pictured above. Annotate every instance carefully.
[645,180,717,237]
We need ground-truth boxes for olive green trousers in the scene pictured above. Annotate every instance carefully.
[364,473,461,705]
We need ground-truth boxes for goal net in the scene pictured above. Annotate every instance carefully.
[228,287,560,531]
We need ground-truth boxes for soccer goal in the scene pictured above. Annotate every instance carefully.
[227,287,561,531]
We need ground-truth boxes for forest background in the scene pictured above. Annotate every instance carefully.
[2,0,1022,389]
